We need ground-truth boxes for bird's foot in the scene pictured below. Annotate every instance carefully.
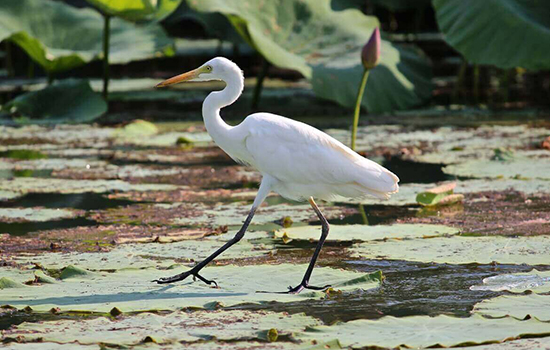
[257,282,331,294]
[153,269,218,287]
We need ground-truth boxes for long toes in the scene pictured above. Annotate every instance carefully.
[193,272,218,287]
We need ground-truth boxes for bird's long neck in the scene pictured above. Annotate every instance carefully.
[202,71,244,141]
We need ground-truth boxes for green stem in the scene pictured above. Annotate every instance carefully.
[351,68,369,151]
[47,72,54,85]
[358,204,369,225]
[452,60,468,104]
[473,64,480,105]
[5,41,14,77]
[251,57,269,110]
[102,14,111,99]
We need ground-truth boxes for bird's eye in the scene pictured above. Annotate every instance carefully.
[205,66,212,71]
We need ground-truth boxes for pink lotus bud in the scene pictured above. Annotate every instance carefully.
[361,27,380,69]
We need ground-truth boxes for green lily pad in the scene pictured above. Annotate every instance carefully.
[0,159,107,171]
[5,310,318,345]
[0,264,383,312]
[1,80,107,125]
[0,207,83,223]
[0,178,178,194]
[470,269,550,293]
[443,159,550,180]
[473,294,550,321]
[341,179,550,206]
[274,224,458,243]
[296,314,550,349]
[85,0,181,22]
[433,0,550,70]
[0,190,21,201]
[8,237,275,271]
[350,235,550,265]
[190,0,432,113]
[0,344,97,350]
[0,0,172,73]
[453,337,550,350]
[92,201,353,228]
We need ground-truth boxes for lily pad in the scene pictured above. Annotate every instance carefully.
[85,0,181,22]
[92,201,354,228]
[1,80,107,125]
[453,337,550,350]
[0,190,21,201]
[0,207,83,223]
[473,294,550,321]
[470,269,550,293]
[0,264,383,312]
[296,314,550,349]
[0,159,108,171]
[0,0,173,73]
[274,224,458,243]
[350,235,550,265]
[342,179,550,206]
[190,0,433,113]
[443,159,550,180]
[5,310,318,345]
[433,0,550,70]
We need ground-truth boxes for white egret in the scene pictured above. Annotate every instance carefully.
[154,57,399,293]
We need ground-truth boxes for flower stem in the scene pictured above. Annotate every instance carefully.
[351,68,370,151]
[102,14,111,99]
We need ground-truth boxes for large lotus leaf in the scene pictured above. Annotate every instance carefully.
[0,190,21,201]
[0,207,82,223]
[443,159,550,180]
[350,235,550,265]
[189,0,432,113]
[433,0,550,70]
[2,80,107,124]
[0,0,172,73]
[296,314,550,349]
[85,0,181,22]
[9,238,275,271]
[470,269,550,293]
[5,310,318,345]
[339,179,550,206]
[473,294,550,321]
[274,224,458,242]
[0,264,383,312]
[0,178,177,194]
[93,201,353,227]
[453,337,550,350]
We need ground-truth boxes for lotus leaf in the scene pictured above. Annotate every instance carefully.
[1,80,107,124]
[0,190,20,201]
[296,314,550,349]
[189,0,433,113]
[433,0,550,70]
[8,238,275,271]
[453,337,550,350]
[0,159,108,171]
[350,235,550,265]
[473,294,550,321]
[0,0,172,73]
[470,269,550,293]
[274,224,458,242]
[0,344,98,350]
[443,159,550,180]
[0,264,383,312]
[341,179,550,206]
[7,310,318,345]
[0,207,83,223]
[85,0,181,22]
[0,178,178,194]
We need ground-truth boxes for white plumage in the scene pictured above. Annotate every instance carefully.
[154,56,399,292]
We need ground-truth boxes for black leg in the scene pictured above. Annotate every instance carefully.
[259,197,331,294]
[154,208,256,286]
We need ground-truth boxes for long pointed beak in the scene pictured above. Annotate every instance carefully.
[156,68,200,88]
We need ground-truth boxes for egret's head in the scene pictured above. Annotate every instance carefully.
[156,57,242,87]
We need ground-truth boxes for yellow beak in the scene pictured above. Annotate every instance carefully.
[155,68,201,88]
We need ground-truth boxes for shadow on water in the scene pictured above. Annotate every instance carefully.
[231,260,544,324]
[0,217,97,236]
[1,193,135,210]
[382,158,451,184]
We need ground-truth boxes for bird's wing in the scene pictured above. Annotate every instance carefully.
[239,113,399,195]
